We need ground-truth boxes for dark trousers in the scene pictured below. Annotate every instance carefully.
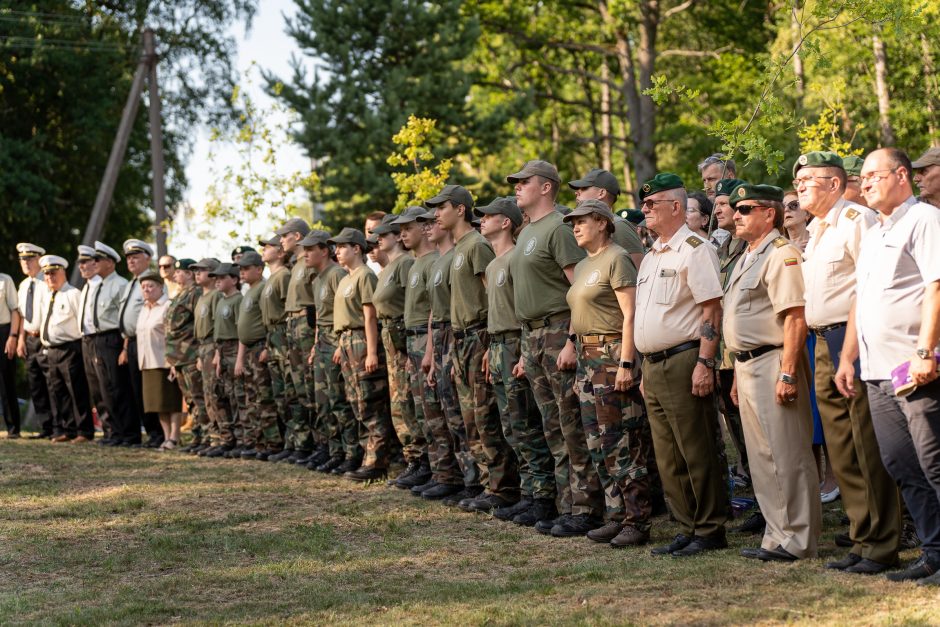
[45,340,94,438]
[867,380,940,552]
[0,323,20,435]
[24,334,52,434]
[126,337,161,442]
[94,331,137,443]
[81,335,109,438]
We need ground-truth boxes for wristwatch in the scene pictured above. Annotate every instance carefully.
[779,372,796,384]
[620,360,634,369]
[696,356,716,368]
[916,348,933,360]
[568,333,577,343]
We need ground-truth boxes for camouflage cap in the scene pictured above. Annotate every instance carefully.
[562,199,616,225]
[235,250,264,267]
[174,258,197,270]
[391,205,429,225]
[730,183,785,207]
[842,155,865,177]
[474,196,523,227]
[793,151,844,178]
[714,178,748,199]
[425,184,474,210]
[208,262,239,278]
[191,257,221,272]
[639,173,684,200]
[506,159,560,184]
[275,217,311,237]
[567,168,621,197]
[328,227,369,250]
[912,147,940,170]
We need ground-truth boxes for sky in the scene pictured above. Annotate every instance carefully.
[169,0,308,261]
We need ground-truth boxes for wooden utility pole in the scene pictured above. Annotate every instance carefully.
[144,29,168,258]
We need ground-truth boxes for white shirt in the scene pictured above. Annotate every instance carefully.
[38,283,83,347]
[856,197,940,380]
[0,273,18,326]
[17,274,48,334]
[119,277,145,338]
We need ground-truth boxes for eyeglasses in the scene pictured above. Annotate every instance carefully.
[734,204,771,215]
[785,200,800,211]
[158,264,173,269]
[793,175,836,187]
[641,199,676,209]
[859,168,899,183]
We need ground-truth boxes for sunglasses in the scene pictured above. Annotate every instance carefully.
[785,201,800,211]
[158,264,173,269]
[734,204,771,215]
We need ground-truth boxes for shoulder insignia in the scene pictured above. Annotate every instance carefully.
[784,258,799,267]
[772,237,788,248]
[685,236,702,248]
[845,208,860,220]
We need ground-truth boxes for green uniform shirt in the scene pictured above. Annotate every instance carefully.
[165,284,201,366]
[510,211,586,322]
[404,250,438,328]
[450,229,494,329]
[284,259,315,312]
[237,280,267,344]
[372,253,413,320]
[428,248,455,324]
[485,251,521,334]
[333,265,376,332]
[260,266,290,329]
[213,292,242,341]
[195,288,222,341]
[566,244,637,335]
[613,218,645,257]
[313,262,347,328]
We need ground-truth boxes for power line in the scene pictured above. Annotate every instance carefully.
[0,9,94,23]
[0,36,131,52]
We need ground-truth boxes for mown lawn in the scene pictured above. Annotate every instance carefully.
[0,436,937,625]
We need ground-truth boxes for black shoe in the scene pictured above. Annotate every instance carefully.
[316,454,345,473]
[535,514,567,535]
[393,460,421,485]
[256,451,272,461]
[740,545,798,562]
[269,449,295,463]
[441,485,484,506]
[144,436,164,449]
[178,442,197,453]
[197,445,217,457]
[421,483,463,500]
[224,446,244,459]
[205,446,233,458]
[834,532,853,548]
[288,450,312,464]
[240,448,258,459]
[28,433,53,440]
[344,466,387,482]
[651,534,693,556]
[551,514,602,538]
[107,439,125,447]
[461,493,518,514]
[97,438,115,447]
[191,443,210,455]
[733,511,766,534]
[886,553,940,582]
[672,533,727,557]
[411,479,438,496]
[303,447,330,467]
[332,457,362,475]
[494,498,532,521]
[826,553,862,570]
[397,462,433,489]
[845,558,894,574]
[119,440,142,448]
[513,498,558,527]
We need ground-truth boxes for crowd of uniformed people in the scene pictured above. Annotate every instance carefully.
[3,146,940,586]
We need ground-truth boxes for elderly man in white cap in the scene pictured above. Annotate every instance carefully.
[37,255,94,442]
[15,243,52,438]
[76,245,108,440]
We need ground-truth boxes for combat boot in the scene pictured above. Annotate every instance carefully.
[610,524,650,547]
[205,445,233,459]
[411,479,437,496]
[316,454,345,473]
[392,459,421,488]
[288,449,312,464]
[494,498,532,521]
[421,483,463,500]
[240,448,258,459]
[332,456,361,475]
[224,446,243,459]
[268,449,295,463]
[461,493,518,514]
[442,485,483,506]
[587,521,623,543]
[397,459,432,489]
[305,446,331,468]
[551,514,602,538]
[344,465,387,482]
[513,498,558,527]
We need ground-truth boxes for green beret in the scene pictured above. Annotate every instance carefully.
[174,258,197,271]
[842,155,865,177]
[793,151,844,178]
[639,173,684,200]
[714,178,747,198]
[621,208,645,225]
[730,184,785,206]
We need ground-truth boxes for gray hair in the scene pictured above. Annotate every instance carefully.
[697,153,737,175]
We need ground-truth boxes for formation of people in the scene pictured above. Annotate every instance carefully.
[3,145,940,587]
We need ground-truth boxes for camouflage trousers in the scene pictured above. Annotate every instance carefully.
[285,314,315,452]
[452,325,519,499]
[489,332,555,500]
[522,317,602,517]
[407,330,461,485]
[315,326,359,459]
[576,341,652,528]
[338,328,393,469]
[242,341,283,453]
[215,339,244,447]
[265,323,291,440]
[197,341,223,444]
[176,362,208,445]
[381,319,425,463]
[431,325,482,487]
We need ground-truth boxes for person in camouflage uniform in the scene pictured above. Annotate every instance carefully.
[192,258,223,456]
[163,259,206,451]
[329,228,394,482]
[258,234,291,460]
[205,262,243,457]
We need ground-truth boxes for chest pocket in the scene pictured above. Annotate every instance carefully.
[878,231,909,288]
[655,269,678,305]
[737,275,761,312]
[823,245,846,286]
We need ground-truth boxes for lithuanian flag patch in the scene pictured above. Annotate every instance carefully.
[784,258,798,266]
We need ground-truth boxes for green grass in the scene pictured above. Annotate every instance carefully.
[1,437,938,626]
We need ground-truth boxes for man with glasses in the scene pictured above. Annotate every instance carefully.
[158,255,180,298]
[635,173,729,557]
[837,148,940,585]
[842,155,867,207]
[912,147,940,207]
[795,151,900,574]
[76,246,107,442]
[698,154,737,200]
[15,243,52,438]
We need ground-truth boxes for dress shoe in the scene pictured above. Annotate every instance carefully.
[144,436,164,449]
[344,466,387,482]
[462,493,518,514]
[123,441,142,448]
[442,485,483,506]
[205,446,233,458]
[740,545,797,562]
[671,534,728,557]
[494,498,532,521]
[733,511,766,534]
[51,434,71,443]
[825,552,862,570]
[240,448,259,459]
[71,435,91,443]
[886,552,940,582]
[397,461,432,489]
[268,449,295,463]
[316,454,345,473]
[512,498,557,527]
[421,483,463,500]
[332,457,362,475]
[28,433,52,440]
[412,480,438,496]
[551,514,602,538]
[844,558,894,575]
[535,514,567,535]
[651,534,692,556]
[586,521,624,543]
[834,532,853,548]
[611,525,650,547]
[107,439,124,447]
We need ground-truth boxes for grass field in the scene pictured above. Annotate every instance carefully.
[1,436,938,625]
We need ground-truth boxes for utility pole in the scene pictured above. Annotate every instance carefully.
[144,29,168,259]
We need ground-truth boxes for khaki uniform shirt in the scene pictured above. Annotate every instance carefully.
[405,251,437,328]
[195,288,222,342]
[313,263,347,329]
[450,230,494,329]
[136,296,170,369]
[717,236,747,369]
[38,283,82,346]
[91,272,129,333]
[17,275,48,335]
[237,280,267,344]
[485,251,521,335]
[510,211,585,322]
[260,266,290,329]
[635,225,723,354]
[285,259,315,312]
[567,244,636,336]
[0,273,18,326]
[78,276,102,336]
[723,229,806,352]
[213,292,242,341]
[428,248,455,324]
[802,198,876,327]
[333,265,377,332]
[372,254,413,320]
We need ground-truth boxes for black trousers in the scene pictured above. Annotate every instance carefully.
[81,335,109,437]
[126,337,162,442]
[24,334,52,434]
[94,330,137,443]
[0,323,20,435]
[45,340,94,438]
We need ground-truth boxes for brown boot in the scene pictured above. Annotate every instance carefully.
[610,524,650,547]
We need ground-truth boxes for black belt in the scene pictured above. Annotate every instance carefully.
[430,320,449,330]
[733,344,781,363]
[809,322,847,337]
[95,329,121,336]
[46,339,81,350]
[643,340,700,364]
[406,325,429,336]
[491,330,521,343]
[452,322,487,340]
[521,311,569,331]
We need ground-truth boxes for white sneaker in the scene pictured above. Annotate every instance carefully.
[820,486,841,503]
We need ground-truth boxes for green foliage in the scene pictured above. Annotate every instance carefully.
[387,116,453,212]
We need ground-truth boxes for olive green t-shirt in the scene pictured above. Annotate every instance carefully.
[450,230,494,329]
[313,262,347,327]
[260,266,290,329]
[195,288,222,341]
[284,258,315,312]
[485,251,521,334]
[372,253,413,320]
[237,280,267,344]
[566,244,637,335]
[613,218,645,256]
[213,292,242,341]
[428,248,455,324]
[510,211,586,321]
[405,250,438,328]
[333,265,376,332]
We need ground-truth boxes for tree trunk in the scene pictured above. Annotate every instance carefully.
[922,33,939,147]
[791,3,804,110]
[600,62,612,171]
[872,28,895,146]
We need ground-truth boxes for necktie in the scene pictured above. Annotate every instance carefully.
[119,278,137,336]
[25,280,34,323]
[93,281,102,331]
[41,290,57,344]
[82,284,91,331]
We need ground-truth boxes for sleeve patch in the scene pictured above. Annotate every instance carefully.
[772,237,788,248]
[784,258,799,266]
[685,236,702,248]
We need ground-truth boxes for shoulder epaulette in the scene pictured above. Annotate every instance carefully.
[685,236,702,248]
[845,208,860,220]
[772,237,788,248]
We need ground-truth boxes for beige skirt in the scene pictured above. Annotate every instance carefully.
[142,368,183,414]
